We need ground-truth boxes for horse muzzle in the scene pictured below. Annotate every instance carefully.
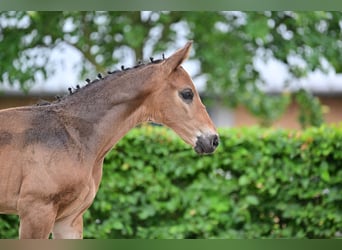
[194,134,219,154]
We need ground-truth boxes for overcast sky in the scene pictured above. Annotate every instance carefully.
[1,11,342,96]
[0,35,342,95]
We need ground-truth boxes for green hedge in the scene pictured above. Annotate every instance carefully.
[1,125,342,238]
[83,125,342,238]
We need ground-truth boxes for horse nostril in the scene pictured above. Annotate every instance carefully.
[212,135,219,148]
[194,134,219,154]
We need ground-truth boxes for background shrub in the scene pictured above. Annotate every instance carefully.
[83,125,342,238]
[0,125,341,238]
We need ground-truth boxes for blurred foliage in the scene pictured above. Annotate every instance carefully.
[1,11,342,126]
[295,89,324,128]
[87,125,342,238]
[2,125,341,238]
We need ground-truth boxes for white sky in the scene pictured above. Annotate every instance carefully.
[254,56,342,94]
[1,42,342,96]
[1,11,342,96]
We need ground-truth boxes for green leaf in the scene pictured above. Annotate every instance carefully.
[321,170,330,182]
[238,175,250,186]
[112,221,124,230]
[245,195,259,206]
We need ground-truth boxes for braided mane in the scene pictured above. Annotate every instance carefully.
[37,54,166,106]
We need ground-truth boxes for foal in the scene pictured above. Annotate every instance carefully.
[0,41,219,239]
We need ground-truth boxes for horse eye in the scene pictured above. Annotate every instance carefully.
[179,88,194,103]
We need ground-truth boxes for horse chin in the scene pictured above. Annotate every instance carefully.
[194,144,215,155]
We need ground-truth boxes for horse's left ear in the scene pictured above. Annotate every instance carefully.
[163,41,193,74]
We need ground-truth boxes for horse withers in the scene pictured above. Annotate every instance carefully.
[0,41,219,239]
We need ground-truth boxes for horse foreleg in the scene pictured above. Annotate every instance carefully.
[52,213,83,239]
[18,202,57,239]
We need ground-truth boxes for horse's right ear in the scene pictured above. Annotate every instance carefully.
[162,41,193,74]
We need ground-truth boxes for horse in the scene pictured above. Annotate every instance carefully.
[0,41,219,239]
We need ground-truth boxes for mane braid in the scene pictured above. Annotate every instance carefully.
[37,53,167,106]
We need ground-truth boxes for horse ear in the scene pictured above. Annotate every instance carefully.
[163,41,193,74]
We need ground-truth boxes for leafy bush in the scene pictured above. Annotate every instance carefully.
[1,125,341,238]
[83,125,342,238]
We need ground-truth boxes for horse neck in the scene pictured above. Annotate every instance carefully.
[59,68,155,161]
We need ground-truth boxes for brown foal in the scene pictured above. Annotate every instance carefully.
[0,41,219,239]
